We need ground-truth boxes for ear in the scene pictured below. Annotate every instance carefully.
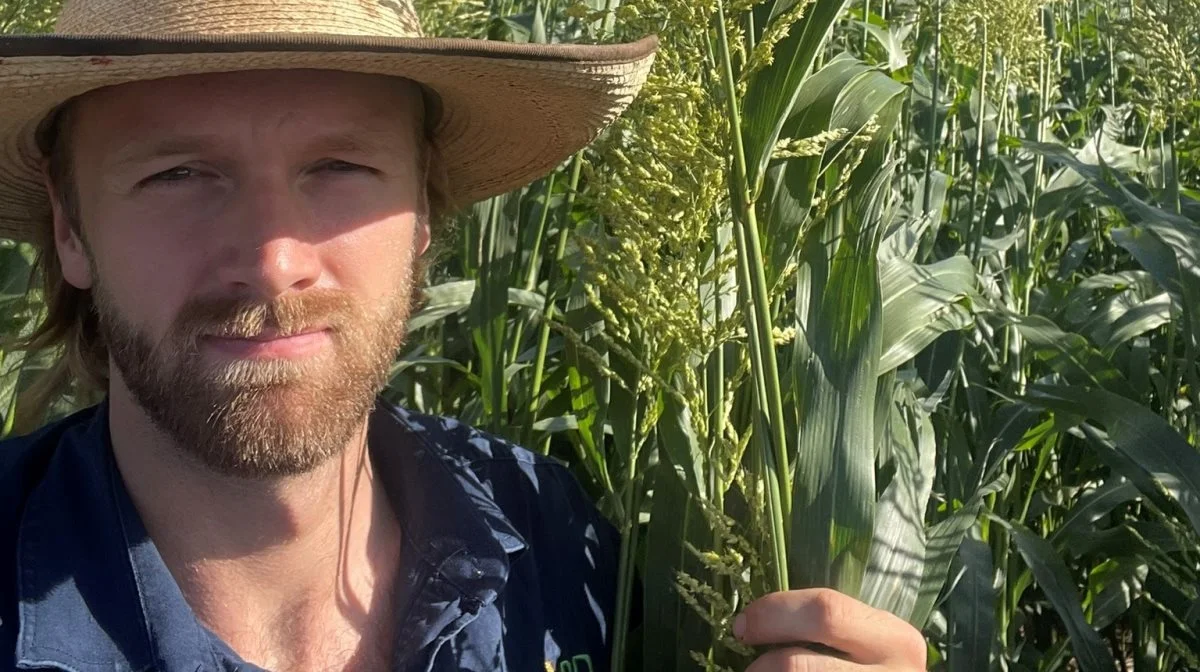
[43,169,94,290]
[415,212,432,258]
[415,148,433,258]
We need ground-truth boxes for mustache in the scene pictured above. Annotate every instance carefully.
[172,288,358,343]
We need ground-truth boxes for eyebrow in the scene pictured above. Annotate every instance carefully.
[107,125,410,171]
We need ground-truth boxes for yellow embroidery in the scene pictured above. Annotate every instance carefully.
[546,653,594,671]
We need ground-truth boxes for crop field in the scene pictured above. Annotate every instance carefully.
[2,0,1199,669]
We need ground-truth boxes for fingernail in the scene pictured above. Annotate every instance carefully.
[732,613,746,639]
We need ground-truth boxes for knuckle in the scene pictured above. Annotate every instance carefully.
[808,588,844,630]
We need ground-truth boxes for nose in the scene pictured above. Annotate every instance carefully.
[213,177,323,299]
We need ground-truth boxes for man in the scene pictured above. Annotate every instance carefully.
[0,0,928,670]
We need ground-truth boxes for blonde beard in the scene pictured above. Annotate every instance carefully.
[92,270,419,479]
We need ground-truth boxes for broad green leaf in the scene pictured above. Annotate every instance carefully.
[1051,478,1142,547]
[969,405,1045,495]
[878,255,975,373]
[856,20,910,71]
[743,0,857,193]
[1076,284,1165,347]
[408,280,545,332]
[946,532,995,672]
[1101,293,1172,354]
[761,55,904,288]
[565,356,607,490]
[531,415,578,433]
[1026,385,1200,536]
[1009,315,1137,399]
[886,170,949,261]
[1025,140,1200,349]
[861,386,936,621]
[0,244,33,297]
[642,463,716,672]
[790,212,882,597]
[1110,226,1190,305]
[657,391,708,500]
[1010,525,1115,672]
[1070,521,1184,559]
[911,473,1008,627]
[1088,558,1148,630]
[408,279,476,331]
[390,355,472,377]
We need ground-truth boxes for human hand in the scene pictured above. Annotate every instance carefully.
[734,588,927,671]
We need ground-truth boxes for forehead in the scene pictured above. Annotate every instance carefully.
[68,69,425,149]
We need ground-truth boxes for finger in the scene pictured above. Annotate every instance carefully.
[744,646,867,672]
[734,589,926,667]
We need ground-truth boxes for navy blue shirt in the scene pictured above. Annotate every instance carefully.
[0,398,620,672]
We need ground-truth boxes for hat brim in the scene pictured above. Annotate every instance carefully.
[0,33,658,242]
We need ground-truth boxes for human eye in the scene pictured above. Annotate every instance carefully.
[142,166,201,185]
[318,159,377,174]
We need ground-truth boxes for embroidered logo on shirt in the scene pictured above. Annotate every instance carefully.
[547,654,594,672]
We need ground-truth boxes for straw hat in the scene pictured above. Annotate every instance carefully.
[0,0,658,243]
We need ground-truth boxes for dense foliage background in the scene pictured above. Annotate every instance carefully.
[3,0,1200,669]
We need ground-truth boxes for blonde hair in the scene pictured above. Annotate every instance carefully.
[4,88,452,432]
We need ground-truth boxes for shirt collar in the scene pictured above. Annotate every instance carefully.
[16,398,527,672]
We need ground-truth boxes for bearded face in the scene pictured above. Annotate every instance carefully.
[51,70,433,479]
[91,242,420,478]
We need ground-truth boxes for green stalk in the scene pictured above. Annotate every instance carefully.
[700,334,729,664]
[922,0,942,216]
[704,254,729,663]
[1018,437,1056,524]
[1184,263,1200,436]
[715,0,791,593]
[1169,117,1181,215]
[507,172,558,365]
[602,0,618,37]
[745,4,757,53]
[968,19,988,259]
[526,155,584,451]
[1018,51,1052,394]
[1073,0,1086,105]
[861,0,870,53]
[1106,10,1116,107]
[609,407,644,672]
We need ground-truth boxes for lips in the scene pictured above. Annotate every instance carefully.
[198,327,333,360]
[204,326,330,341]
[239,327,327,342]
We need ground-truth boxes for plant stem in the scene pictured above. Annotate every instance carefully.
[609,405,644,672]
[715,0,791,592]
[968,19,988,259]
[861,0,870,54]
[1018,49,1052,394]
[526,155,584,451]
[922,0,942,216]
[508,173,558,365]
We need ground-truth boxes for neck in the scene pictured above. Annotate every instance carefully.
[106,385,401,671]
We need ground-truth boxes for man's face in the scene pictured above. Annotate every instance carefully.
[52,69,430,478]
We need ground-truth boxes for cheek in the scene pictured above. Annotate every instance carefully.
[309,180,421,238]
[324,215,422,306]
[88,225,201,338]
